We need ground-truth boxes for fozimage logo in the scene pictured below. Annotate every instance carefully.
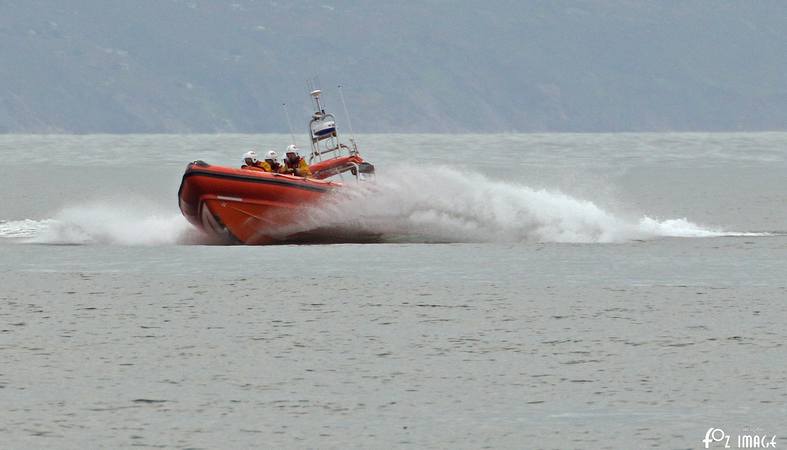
[703,428,777,448]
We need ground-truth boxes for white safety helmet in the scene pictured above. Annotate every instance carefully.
[265,150,278,161]
[243,150,258,164]
[286,144,298,155]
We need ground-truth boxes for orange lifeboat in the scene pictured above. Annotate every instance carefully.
[178,88,375,244]
[178,156,372,244]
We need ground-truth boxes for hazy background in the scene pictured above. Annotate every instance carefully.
[1,0,786,133]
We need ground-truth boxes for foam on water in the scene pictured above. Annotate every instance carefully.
[299,166,768,243]
[2,204,195,245]
[0,219,58,239]
[0,167,769,245]
[635,217,768,238]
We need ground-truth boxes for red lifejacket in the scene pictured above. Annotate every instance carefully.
[283,156,312,177]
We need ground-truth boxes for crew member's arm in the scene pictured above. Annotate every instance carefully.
[297,159,312,177]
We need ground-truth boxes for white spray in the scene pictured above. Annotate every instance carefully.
[0,166,768,245]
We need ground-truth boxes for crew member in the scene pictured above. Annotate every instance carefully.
[241,150,271,172]
[264,150,282,173]
[281,145,312,177]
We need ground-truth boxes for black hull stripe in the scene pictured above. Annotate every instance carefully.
[182,170,331,193]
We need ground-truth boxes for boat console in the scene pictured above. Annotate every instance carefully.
[307,89,374,181]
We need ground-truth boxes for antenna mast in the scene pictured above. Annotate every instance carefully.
[282,102,296,145]
[337,84,356,145]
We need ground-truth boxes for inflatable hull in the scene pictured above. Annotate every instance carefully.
[178,162,340,244]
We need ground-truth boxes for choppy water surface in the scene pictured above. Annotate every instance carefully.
[1,133,786,448]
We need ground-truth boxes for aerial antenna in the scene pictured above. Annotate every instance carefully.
[307,77,327,109]
[338,84,357,145]
[281,102,296,145]
[306,77,321,101]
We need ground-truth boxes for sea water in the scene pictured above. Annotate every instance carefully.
[1,133,785,448]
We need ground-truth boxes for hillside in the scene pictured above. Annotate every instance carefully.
[1,0,786,132]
